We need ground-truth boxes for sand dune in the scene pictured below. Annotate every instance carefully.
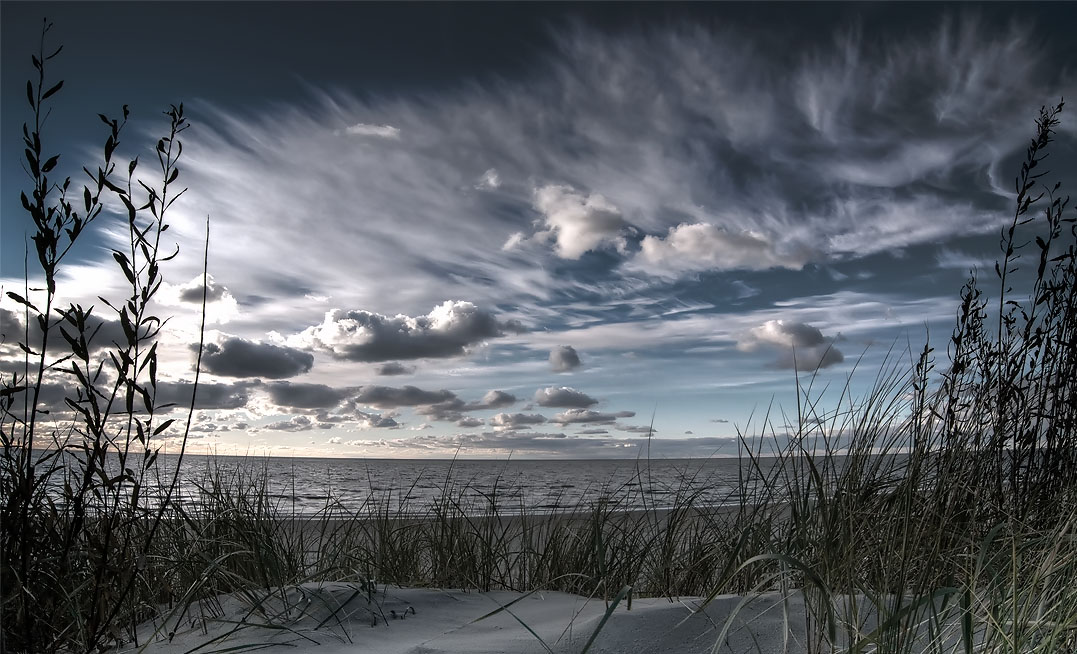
[123,584,810,654]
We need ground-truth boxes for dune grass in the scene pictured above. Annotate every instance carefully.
[2,26,1076,654]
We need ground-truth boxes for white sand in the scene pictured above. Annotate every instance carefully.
[121,583,813,654]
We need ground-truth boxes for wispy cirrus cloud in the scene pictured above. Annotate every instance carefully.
[152,12,1067,330]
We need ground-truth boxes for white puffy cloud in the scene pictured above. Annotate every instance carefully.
[737,320,844,371]
[264,415,314,431]
[533,386,598,408]
[476,168,501,190]
[488,412,548,430]
[633,223,814,275]
[292,301,523,362]
[529,185,628,259]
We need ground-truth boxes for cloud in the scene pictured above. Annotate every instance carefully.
[457,417,484,428]
[264,415,314,431]
[549,345,582,372]
[360,431,742,458]
[354,385,456,409]
[632,223,815,276]
[488,412,548,430]
[417,389,518,422]
[343,123,401,138]
[376,362,415,376]
[177,274,230,303]
[616,424,657,434]
[199,336,314,379]
[292,301,523,362]
[156,381,252,411]
[526,185,628,259]
[551,409,635,425]
[473,390,517,410]
[355,411,400,429]
[0,306,129,354]
[265,382,350,409]
[534,386,598,408]
[737,320,845,370]
[476,168,501,190]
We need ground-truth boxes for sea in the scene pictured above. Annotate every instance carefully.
[159,454,773,516]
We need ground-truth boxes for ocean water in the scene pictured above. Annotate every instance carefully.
[162,455,768,516]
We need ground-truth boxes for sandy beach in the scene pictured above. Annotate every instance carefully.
[121,583,811,654]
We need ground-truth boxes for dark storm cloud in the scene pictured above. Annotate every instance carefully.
[199,337,314,379]
[354,385,457,409]
[1,307,130,355]
[550,409,635,425]
[376,362,415,376]
[549,345,582,372]
[177,275,229,303]
[411,388,518,422]
[0,307,20,343]
[265,382,350,409]
[155,380,252,411]
[533,386,598,408]
[737,320,844,371]
[293,301,524,362]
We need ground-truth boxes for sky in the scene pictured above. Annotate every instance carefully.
[2,2,1076,459]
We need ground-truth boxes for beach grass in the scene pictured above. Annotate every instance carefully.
[3,26,1076,654]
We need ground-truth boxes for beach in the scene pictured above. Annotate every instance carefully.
[123,584,811,654]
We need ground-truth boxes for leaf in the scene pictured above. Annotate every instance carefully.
[41,80,64,100]
[153,419,175,436]
[112,251,135,284]
[6,291,41,314]
[25,148,39,177]
[0,386,28,398]
[167,167,179,184]
[41,154,59,173]
[26,80,34,108]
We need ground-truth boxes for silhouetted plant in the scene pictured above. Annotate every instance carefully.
[1,20,202,653]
